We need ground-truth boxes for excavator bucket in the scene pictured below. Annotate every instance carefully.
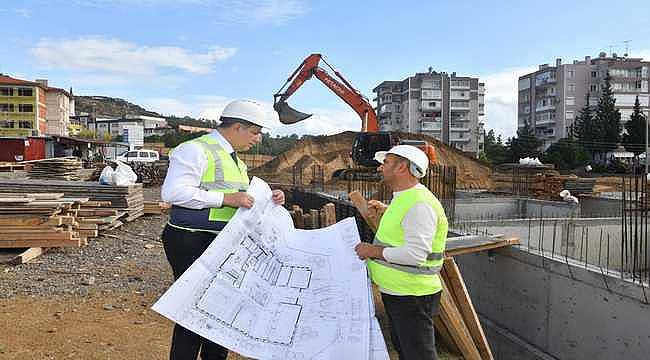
[274,100,312,124]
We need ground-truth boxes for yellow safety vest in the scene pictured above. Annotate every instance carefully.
[168,134,249,233]
[367,187,448,296]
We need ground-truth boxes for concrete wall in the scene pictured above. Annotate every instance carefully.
[456,247,650,360]
[455,198,579,221]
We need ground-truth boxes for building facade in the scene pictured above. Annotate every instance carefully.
[0,74,47,137]
[39,79,74,137]
[373,69,485,156]
[518,53,650,150]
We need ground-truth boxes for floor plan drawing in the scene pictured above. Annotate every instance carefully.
[153,177,389,359]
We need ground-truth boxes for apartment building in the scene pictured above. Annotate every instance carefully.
[518,53,650,150]
[37,79,75,137]
[373,69,485,156]
[0,74,47,137]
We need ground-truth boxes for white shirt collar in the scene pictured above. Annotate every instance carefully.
[210,130,235,154]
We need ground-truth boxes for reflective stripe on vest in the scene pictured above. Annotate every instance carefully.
[168,134,249,232]
[367,187,448,296]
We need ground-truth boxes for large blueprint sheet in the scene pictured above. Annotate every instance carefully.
[153,177,388,359]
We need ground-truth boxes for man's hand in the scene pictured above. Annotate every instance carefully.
[272,189,285,205]
[354,243,385,261]
[223,192,255,209]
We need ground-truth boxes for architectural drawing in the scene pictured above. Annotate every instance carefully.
[153,177,388,359]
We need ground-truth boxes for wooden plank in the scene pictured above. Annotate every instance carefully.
[349,191,378,231]
[292,205,304,229]
[433,316,461,355]
[445,237,520,257]
[323,203,336,226]
[0,239,81,248]
[78,229,99,237]
[439,280,482,360]
[9,247,47,264]
[0,217,53,226]
[442,258,494,360]
[77,209,119,217]
[0,232,75,241]
[310,209,320,229]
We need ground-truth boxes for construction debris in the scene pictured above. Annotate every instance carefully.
[0,162,25,172]
[144,201,170,215]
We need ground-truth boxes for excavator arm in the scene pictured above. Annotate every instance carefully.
[274,54,379,132]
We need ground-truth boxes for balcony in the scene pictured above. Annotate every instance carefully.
[535,78,556,87]
[450,126,471,132]
[450,137,471,143]
[421,121,442,131]
[535,104,555,112]
[451,102,470,110]
[535,119,556,126]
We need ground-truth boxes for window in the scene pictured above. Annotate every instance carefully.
[567,70,575,78]
[0,104,14,112]
[126,151,138,157]
[0,87,13,96]
[17,88,33,96]
[566,97,575,106]
[590,84,598,92]
[566,111,574,120]
[19,121,33,129]
[591,71,598,78]
[383,95,391,103]
[139,152,148,157]
[18,104,33,112]
[567,83,575,93]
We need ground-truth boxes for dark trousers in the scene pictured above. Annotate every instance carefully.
[162,225,229,360]
[381,291,441,360]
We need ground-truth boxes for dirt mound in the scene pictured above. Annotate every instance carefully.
[250,131,491,189]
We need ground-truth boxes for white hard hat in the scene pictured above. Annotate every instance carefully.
[374,145,429,178]
[220,99,274,129]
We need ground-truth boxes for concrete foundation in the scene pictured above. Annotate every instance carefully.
[456,247,650,360]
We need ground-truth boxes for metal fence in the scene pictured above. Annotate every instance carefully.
[621,174,650,284]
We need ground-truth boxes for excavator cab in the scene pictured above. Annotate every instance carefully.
[351,132,394,167]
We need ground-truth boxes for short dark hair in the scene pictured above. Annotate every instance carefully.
[217,117,259,129]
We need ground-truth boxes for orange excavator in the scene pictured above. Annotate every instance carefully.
[273,53,436,180]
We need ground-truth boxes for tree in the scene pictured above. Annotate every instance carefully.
[592,72,621,155]
[574,93,595,146]
[76,129,97,139]
[542,138,591,170]
[481,129,508,164]
[506,120,542,162]
[622,95,647,155]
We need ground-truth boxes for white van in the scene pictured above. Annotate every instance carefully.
[116,149,159,163]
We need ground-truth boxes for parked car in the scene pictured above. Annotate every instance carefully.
[116,149,159,163]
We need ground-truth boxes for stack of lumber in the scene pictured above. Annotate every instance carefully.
[144,201,171,215]
[490,171,596,199]
[0,179,144,222]
[0,193,86,249]
[26,157,83,181]
[288,203,337,229]
[0,162,25,172]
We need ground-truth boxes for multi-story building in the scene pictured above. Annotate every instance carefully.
[0,74,47,137]
[37,79,75,136]
[518,53,650,149]
[87,115,169,137]
[373,69,485,156]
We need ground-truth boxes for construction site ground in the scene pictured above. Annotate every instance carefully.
[0,177,456,359]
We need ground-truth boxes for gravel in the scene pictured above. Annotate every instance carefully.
[0,185,175,299]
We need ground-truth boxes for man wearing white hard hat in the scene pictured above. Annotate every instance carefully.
[160,99,285,360]
[355,145,448,360]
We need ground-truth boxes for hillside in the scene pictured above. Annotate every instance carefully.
[74,95,219,128]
